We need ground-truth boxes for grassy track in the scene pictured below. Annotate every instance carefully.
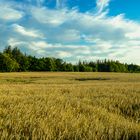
[0,72,140,139]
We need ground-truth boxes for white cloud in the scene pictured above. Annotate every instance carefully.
[0,4,24,21]
[8,38,27,47]
[29,41,48,51]
[56,51,72,58]
[126,31,140,40]
[31,7,66,26]
[12,24,45,38]
[52,29,81,43]
[32,41,47,48]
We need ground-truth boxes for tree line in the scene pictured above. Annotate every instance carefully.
[0,46,140,73]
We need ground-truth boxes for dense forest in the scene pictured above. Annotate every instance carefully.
[0,46,140,72]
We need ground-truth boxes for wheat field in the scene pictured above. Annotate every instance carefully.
[0,72,140,140]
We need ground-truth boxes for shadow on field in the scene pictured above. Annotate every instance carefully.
[5,79,33,84]
[75,77,111,81]
[4,77,47,84]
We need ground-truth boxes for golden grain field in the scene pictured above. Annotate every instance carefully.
[0,72,140,140]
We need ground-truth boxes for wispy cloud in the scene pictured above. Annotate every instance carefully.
[56,0,61,9]
[36,0,45,7]
[12,24,45,38]
[96,0,111,14]
[56,0,66,9]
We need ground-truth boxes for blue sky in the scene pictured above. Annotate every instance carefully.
[0,0,140,64]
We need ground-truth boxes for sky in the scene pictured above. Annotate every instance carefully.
[0,0,140,64]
